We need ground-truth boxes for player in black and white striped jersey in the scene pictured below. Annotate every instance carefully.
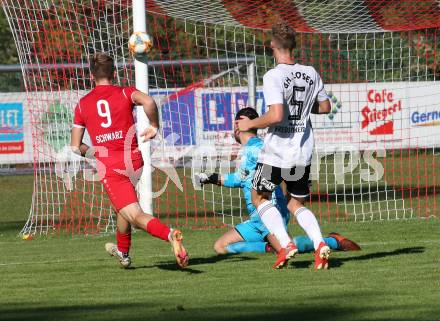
[236,21,331,270]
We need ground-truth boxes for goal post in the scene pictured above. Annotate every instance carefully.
[247,62,256,108]
[1,1,439,236]
[132,0,153,214]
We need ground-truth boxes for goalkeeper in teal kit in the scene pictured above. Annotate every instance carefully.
[196,108,360,255]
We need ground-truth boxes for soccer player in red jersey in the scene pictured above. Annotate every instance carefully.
[70,53,188,269]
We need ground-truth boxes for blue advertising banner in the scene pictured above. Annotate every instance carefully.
[234,91,266,115]
[202,92,232,131]
[160,91,196,146]
[153,88,268,147]
[0,102,24,154]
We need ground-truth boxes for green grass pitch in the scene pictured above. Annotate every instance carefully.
[0,174,439,321]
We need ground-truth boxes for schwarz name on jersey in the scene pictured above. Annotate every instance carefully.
[283,71,314,88]
[96,130,123,143]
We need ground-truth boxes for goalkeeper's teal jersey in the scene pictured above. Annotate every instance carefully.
[223,136,290,227]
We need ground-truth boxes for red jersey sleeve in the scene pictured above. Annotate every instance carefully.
[122,86,139,106]
[73,103,85,128]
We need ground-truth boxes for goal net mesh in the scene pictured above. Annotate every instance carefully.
[2,0,439,235]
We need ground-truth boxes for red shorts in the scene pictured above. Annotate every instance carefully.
[100,154,144,212]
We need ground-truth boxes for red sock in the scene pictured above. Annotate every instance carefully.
[265,243,275,253]
[145,218,171,242]
[116,230,131,253]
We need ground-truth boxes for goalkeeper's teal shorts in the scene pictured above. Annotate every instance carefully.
[235,218,270,242]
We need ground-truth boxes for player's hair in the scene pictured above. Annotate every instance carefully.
[271,21,296,51]
[236,107,259,120]
[89,52,115,80]
[236,107,259,134]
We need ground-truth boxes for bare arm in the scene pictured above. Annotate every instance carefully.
[70,127,89,156]
[311,99,331,114]
[236,104,284,131]
[132,91,159,129]
[132,91,160,141]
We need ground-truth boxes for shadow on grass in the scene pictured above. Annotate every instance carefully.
[290,246,425,269]
[1,299,437,321]
[0,221,24,234]
[130,254,256,274]
[185,253,257,266]
[154,265,204,274]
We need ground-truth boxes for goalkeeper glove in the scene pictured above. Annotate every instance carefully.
[196,172,220,186]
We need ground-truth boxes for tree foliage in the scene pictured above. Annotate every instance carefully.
[0,4,439,93]
[0,9,18,65]
[0,9,21,92]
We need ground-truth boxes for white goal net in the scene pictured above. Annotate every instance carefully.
[1,0,439,235]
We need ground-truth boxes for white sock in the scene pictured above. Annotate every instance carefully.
[295,207,324,250]
[168,228,174,242]
[257,201,291,247]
